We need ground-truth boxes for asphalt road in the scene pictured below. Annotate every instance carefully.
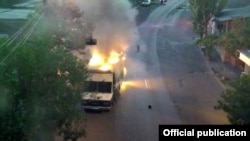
[139,0,229,124]
[80,0,229,141]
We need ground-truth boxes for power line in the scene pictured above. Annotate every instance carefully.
[0,12,39,48]
[0,13,43,64]
[22,13,43,45]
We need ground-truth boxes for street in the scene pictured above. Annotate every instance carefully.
[81,0,229,141]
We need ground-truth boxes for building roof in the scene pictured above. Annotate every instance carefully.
[13,0,42,9]
[0,8,35,20]
[238,50,250,66]
[0,33,9,38]
[215,6,250,22]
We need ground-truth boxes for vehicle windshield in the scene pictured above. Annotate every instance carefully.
[86,81,112,93]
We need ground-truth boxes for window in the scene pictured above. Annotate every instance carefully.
[98,82,112,93]
[86,81,112,93]
[86,81,98,92]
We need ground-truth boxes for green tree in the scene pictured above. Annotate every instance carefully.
[218,18,250,54]
[215,74,250,124]
[0,34,89,141]
[196,34,218,58]
[189,0,227,38]
[44,0,93,50]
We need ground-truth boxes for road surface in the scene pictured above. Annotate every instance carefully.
[81,0,229,141]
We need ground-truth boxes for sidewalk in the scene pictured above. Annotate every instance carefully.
[202,46,241,89]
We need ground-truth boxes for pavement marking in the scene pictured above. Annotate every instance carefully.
[144,79,148,88]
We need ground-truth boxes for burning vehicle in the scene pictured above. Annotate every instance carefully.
[71,40,126,111]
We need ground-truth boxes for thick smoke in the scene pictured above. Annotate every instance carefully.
[75,0,138,56]
[45,0,138,57]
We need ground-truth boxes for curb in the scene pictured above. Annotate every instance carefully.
[199,47,227,90]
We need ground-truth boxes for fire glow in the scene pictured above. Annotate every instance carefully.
[88,49,125,72]
[88,50,104,66]
[99,64,111,71]
[123,67,127,76]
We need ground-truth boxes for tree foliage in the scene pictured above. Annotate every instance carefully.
[0,34,89,141]
[217,18,250,54]
[44,0,94,50]
[215,74,250,124]
[189,0,227,38]
[0,1,94,140]
[196,34,218,57]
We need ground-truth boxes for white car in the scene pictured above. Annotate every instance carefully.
[141,0,151,6]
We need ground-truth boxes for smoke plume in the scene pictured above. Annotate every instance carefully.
[75,0,138,55]
[45,0,138,57]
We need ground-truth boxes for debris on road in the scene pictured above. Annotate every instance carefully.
[148,105,152,109]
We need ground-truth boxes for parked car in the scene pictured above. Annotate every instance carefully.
[141,0,151,6]
[160,0,167,4]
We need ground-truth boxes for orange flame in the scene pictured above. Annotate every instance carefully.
[88,49,125,72]
[88,50,103,66]
[123,67,127,76]
[108,50,121,64]
[99,64,112,71]
[122,56,126,61]
[108,57,119,64]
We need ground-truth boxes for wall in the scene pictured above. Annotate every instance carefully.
[221,48,245,70]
